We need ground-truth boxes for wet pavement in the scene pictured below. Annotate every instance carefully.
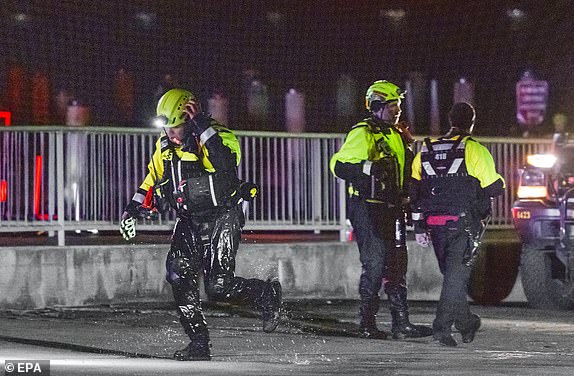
[1,300,573,375]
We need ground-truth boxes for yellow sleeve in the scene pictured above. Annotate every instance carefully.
[330,127,371,177]
[411,152,422,180]
[201,125,241,171]
[139,138,164,192]
[465,140,505,188]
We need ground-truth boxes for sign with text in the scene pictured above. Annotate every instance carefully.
[516,79,548,127]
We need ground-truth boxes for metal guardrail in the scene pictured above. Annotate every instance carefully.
[0,126,551,245]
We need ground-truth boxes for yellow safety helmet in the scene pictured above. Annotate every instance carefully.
[365,80,405,111]
[155,88,196,128]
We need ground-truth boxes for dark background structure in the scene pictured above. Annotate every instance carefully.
[1,0,572,135]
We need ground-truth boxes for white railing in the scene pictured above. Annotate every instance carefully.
[0,126,551,245]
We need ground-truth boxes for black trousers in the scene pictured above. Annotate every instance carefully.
[348,198,408,303]
[165,206,267,340]
[428,219,476,336]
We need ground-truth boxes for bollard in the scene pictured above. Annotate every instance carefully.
[66,100,90,126]
[31,71,50,124]
[285,88,305,133]
[113,68,135,123]
[208,92,229,126]
[7,64,25,123]
[55,89,74,124]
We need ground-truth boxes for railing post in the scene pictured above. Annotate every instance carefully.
[338,178,347,242]
[311,138,322,225]
[56,130,66,246]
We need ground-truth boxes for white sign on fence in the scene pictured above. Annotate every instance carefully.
[516,78,548,127]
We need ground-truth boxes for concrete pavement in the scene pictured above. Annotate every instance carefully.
[1,300,573,375]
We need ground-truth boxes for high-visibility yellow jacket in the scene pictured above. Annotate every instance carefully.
[330,117,412,202]
[131,118,241,209]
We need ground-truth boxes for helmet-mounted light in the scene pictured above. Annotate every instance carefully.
[153,115,169,128]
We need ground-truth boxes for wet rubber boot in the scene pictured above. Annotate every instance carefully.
[436,333,458,347]
[174,338,211,361]
[358,297,388,340]
[456,313,481,343]
[388,292,433,339]
[261,280,282,333]
[174,324,211,361]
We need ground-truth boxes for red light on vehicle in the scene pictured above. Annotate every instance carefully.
[0,111,11,126]
[512,208,531,219]
[0,180,6,202]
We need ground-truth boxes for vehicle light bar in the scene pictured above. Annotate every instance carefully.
[526,154,557,169]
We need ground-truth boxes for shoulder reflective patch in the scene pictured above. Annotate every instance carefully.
[428,143,455,151]
[199,127,217,146]
[160,137,169,150]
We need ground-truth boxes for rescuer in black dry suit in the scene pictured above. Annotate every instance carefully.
[120,88,282,361]
[330,80,433,340]
[410,102,505,347]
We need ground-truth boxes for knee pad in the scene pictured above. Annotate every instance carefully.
[205,276,228,301]
[166,256,198,285]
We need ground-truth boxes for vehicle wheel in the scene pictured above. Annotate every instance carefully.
[468,241,520,305]
[520,244,574,310]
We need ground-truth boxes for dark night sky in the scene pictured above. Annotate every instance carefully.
[1,0,573,135]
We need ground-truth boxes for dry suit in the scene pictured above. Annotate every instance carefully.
[129,114,277,353]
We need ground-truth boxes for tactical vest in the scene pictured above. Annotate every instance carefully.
[418,136,481,214]
[156,135,238,214]
[348,119,402,204]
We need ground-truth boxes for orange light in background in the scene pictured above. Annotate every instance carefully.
[0,180,6,202]
[0,111,11,126]
[517,185,547,199]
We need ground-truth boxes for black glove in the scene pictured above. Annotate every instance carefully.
[411,211,427,234]
[187,113,211,136]
[120,200,158,241]
[411,211,430,248]
[239,181,259,202]
[120,200,141,241]
[477,197,493,220]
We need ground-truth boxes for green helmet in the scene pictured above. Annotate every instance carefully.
[155,88,196,128]
[365,80,405,111]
